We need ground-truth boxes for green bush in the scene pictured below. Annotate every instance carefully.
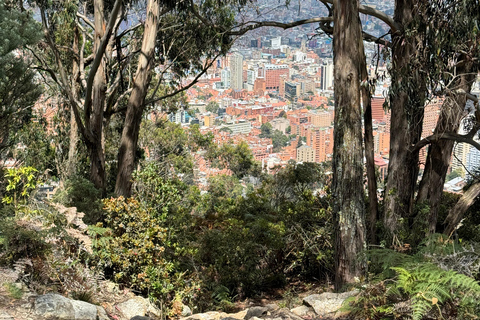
[90,197,174,295]
[0,213,51,265]
[53,176,103,224]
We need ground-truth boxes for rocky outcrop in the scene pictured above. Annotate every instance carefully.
[181,290,358,320]
[115,296,161,319]
[303,290,358,318]
[34,294,109,320]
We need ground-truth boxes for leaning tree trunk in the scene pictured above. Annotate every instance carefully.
[417,64,475,234]
[444,181,480,237]
[332,0,366,290]
[383,0,426,244]
[115,0,159,197]
[88,0,107,192]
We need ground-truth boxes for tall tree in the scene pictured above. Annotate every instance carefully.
[382,0,427,243]
[35,0,239,195]
[115,0,160,196]
[332,0,366,289]
[0,0,42,158]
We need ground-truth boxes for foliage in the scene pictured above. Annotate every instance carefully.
[347,237,480,320]
[90,166,201,311]
[4,282,23,299]
[53,176,103,224]
[2,167,38,208]
[0,212,51,265]
[0,0,43,157]
[140,120,216,184]
[193,163,333,298]
[211,141,260,178]
[259,123,273,138]
[91,197,174,297]
[13,121,57,177]
[206,101,220,114]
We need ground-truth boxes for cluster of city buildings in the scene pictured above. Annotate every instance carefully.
[165,31,480,193]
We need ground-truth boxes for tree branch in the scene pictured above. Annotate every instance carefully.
[145,52,222,105]
[76,12,95,29]
[321,0,400,33]
[83,0,123,121]
[412,132,480,153]
[229,17,333,36]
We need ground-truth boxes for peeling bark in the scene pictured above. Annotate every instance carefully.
[115,0,160,197]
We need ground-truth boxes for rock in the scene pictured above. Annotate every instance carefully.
[35,294,75,319]
[244,306,268,320]
[71,299,98,320]
[115,296,161,319]
[97,306,110,320]
[264,304,278,312]
[266,308,303,320]
[303,291,358,318]
[130,316,151,320]
[34,293,107,320]
[289,306,312,317]
[182,305,193,317]
[0,311,14,320]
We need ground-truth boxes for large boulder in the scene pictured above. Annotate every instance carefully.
[34,294,108,320]
[115,296,161,319]
[303,291,358,318]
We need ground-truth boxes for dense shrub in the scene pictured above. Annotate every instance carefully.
[53,176,103,224]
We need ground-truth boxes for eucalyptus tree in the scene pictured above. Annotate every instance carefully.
[34,0,242,195]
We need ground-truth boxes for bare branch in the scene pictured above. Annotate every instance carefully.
[83,0,123,119]
[145,52,222,105]
[76,12,95,29]
[321,0,400,33]
[116,23,142,40]
[412,132,480,153]
[229,17,333,36]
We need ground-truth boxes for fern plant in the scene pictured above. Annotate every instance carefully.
[391,263,480,319]
[347,243,480,320]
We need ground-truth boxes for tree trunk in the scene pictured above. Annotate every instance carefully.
[67,25,80,179]
[89,0,107,192]
[359,40,378,245]
[416,65,474,234]
[115,0,159,197]
[383,0,426,243]
[332,0,366,290]
[444,181,480,237]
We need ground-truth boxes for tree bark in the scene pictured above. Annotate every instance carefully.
[383,0,426,243]
[115,0,159,197]
[359,40,378,245]
[67,25,80,179]
[444,181,480,237]
[416,64,475,234]
[89,0,107,192]
[332,0,366,290]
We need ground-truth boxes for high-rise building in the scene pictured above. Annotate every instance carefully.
[320,62,333,91]
[221,68,231,89]
[306,127,333,163]
[371,97,386,122]
[265,64,289,90]
[229,52,243,90]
